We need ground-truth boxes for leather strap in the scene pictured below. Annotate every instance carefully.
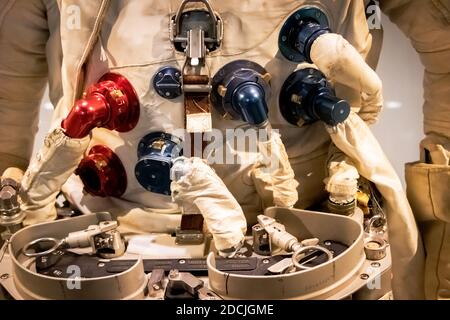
[183,75,211,158]
[182,75,211,229]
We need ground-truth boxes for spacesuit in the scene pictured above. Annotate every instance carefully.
[0,0,437,299]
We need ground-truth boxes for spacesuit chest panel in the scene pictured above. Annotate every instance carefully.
[79,0,371,211]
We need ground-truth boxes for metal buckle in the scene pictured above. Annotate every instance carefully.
[170,0,223,53]
[170,0,223,94]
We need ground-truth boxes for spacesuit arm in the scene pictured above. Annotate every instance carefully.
[0,0,51,173]
[327,112,425,300]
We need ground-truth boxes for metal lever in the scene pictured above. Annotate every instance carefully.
[23,220,125,259]
[257,215,333,270]
[187,27,205,67]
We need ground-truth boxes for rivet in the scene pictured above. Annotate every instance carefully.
[371,262,381,268]
[360,273,370,280]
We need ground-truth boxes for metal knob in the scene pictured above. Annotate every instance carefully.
[0,185,19,214]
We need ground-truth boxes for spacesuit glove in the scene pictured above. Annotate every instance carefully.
[170,157,247,253]
[20,127,90,225]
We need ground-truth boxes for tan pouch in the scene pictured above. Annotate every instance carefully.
[421,220,450,300]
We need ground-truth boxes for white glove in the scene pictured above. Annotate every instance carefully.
[20,127,90,225]
[171,157,247,252]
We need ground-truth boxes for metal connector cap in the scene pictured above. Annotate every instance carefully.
[364,235,388,261]
[61,73,140,138]
[76,145,127,198]
[280,68,350,127]
[135,132,183,195]
[211,60,271,127]
[279,7,330,63]
[0,186,20,214]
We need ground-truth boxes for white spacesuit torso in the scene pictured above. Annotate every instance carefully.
[66,0,373,226]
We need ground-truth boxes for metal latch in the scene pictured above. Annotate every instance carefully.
[165,269,222,300]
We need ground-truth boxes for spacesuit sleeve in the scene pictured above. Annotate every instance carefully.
[0,0,51,173]
[381,0,450,146]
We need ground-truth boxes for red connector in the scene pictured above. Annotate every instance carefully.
[76,145,127,198]
[62,73,140,138]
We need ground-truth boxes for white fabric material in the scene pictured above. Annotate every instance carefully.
[310,33,383,125]
[327,113,425,299]
[251,131,299,208]
[20,127,90,225]
[171,157,246,251]
[126,234,205,258]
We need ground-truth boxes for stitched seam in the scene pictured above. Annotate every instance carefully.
[434,223,447,299]
[428,169,439,221]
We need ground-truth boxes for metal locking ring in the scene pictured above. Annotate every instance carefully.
[23,237,65,258]
[292,245,334,270]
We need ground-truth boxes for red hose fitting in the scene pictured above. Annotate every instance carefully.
[62,73,140,138]
[75,145,127,198]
